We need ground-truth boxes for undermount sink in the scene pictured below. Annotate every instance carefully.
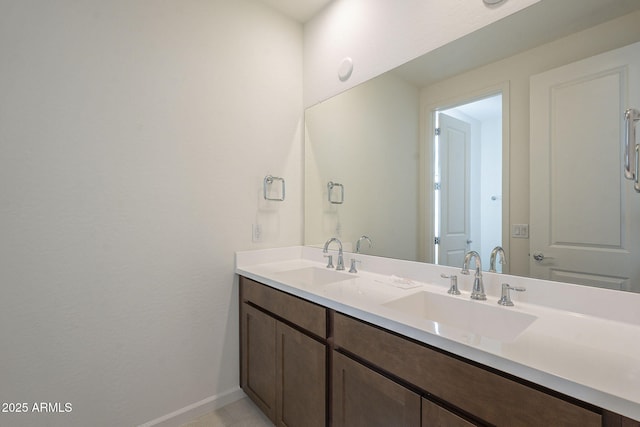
[382,291,537,342]
[272,267,353,288]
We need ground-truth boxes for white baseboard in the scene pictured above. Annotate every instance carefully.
[138,387,247,427]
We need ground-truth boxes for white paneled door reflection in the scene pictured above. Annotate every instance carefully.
[530,40,640,291]
[437,113,471,268]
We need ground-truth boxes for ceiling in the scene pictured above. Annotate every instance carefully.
[445,94,502,123]
[257,0,333,23]
[393,0,640,87]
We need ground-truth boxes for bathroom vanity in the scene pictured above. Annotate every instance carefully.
[236,246,640,426]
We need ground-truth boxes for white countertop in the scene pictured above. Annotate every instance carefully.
[235,246,640,421]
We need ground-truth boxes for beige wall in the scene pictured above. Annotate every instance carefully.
[0,1,302,426]
[421,10,640,277]
[305,72,420,260]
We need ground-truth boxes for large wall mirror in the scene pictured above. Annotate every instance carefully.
[305,0,640,292]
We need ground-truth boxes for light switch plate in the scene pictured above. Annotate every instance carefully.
[512,224,529,238]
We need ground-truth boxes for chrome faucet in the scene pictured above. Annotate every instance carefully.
[461,251,486,300]
[356,235,373,253]
[323,237,345,271]
[347,236,372,273]
[489,246,507,273]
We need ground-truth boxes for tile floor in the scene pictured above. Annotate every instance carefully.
[181,397,273,427]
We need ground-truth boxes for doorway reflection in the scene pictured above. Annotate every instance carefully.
[434,94,503,270]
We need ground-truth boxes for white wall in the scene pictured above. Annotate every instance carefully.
[303,0,539,107]
[305,72,419,261]
[0,1,302,426]
[421,10,640,276]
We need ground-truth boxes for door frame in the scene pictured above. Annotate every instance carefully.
[419,82,511,270]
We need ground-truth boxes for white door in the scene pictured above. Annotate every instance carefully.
[530,41,640,291]
[438,113,471,268]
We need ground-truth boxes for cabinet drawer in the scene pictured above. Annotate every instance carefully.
[240,276,327,338]
[333,312,601,427]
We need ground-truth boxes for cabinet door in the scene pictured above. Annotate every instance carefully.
[276,322,326,427]
[332,351,420,427]
[422,398,476,427]
[241,303,276,423]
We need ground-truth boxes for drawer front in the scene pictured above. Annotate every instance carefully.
[333,313,601,427]
[240,276,326,338]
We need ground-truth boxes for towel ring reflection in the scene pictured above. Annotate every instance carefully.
[327,181,344,204]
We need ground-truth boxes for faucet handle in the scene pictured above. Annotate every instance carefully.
[498,283,526,306]
[349,258,361,273]
[324,254,334,269]
[441,274,461,295]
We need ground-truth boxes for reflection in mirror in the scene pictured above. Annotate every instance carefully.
[304,0,640,291]
[305,71,420,261]
[434,94,502,272]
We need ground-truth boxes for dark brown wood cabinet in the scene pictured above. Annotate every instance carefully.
[422,398,476,427]
[332,350,420,427]
[239,275,640,427]
[241,303,277,420]
[240,277,327,427]
[276,321,326,427]
[333,312,601,427]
